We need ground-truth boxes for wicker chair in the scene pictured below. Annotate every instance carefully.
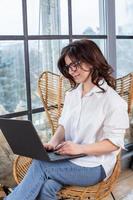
[116,72,133,115]
[13,71,133,200]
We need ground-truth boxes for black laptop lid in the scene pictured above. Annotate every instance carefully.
[0,118,50,161]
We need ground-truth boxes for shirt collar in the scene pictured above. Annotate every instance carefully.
[77,79,108,97]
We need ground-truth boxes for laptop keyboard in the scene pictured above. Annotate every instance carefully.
[48,152,71,161]
[47,152,85,161]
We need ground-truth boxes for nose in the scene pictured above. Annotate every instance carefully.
[68,67,77,76]
[68,65,78,75]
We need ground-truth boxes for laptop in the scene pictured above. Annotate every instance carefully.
[0,118,85,162]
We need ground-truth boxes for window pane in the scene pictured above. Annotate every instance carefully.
[72,0,106,35]
[32,112,52,143]
[116,0,133,35]
[116,40,133,78]
[27,0,68,35]
[0,41,27,114]
[29,40,69,109]
[0,0,23,35]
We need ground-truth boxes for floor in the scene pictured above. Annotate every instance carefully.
[106,169,133,200]
[0,169,133,199]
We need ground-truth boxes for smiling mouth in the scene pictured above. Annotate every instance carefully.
[73,74,80,78]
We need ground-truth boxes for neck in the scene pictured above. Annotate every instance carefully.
[82,80,95,97]
[82,79,94,92]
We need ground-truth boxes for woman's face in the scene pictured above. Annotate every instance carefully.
[64,55,92,84]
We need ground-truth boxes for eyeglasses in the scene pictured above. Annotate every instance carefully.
[64,61,81,72]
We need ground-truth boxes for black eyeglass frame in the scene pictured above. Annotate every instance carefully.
[64,60,81,72]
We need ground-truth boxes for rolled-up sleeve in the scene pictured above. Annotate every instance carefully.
[58,91,70,128]
[102,101,129,150]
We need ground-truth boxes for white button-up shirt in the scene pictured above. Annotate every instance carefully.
[58,80,129,179]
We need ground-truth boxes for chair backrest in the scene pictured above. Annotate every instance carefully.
[38,71,71,134]
[116,73,133,114]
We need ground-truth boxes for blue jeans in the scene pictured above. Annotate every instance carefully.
[5,159,106,200]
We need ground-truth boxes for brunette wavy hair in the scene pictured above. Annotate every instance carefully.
[57,39,115,91]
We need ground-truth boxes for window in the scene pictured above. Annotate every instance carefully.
[0,0,23,35]
[27,0,68,35]
[115,0,133,77]
[72,0,106,35]
[0,41,26,113]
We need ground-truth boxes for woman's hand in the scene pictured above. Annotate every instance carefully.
[43,143,55,151]
[55,141,83,155]
[43,125,65,152]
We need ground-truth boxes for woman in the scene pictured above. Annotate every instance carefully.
[5,39,129,200]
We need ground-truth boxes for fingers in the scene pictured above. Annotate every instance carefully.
[55,148,66,155]
[55,142,69,155]
[44,141,73,155]
[44,143,54,151]
[55,142,66,150]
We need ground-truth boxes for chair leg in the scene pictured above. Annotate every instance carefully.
[111,192,116,200]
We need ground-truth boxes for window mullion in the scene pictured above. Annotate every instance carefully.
[105,0,116,77]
